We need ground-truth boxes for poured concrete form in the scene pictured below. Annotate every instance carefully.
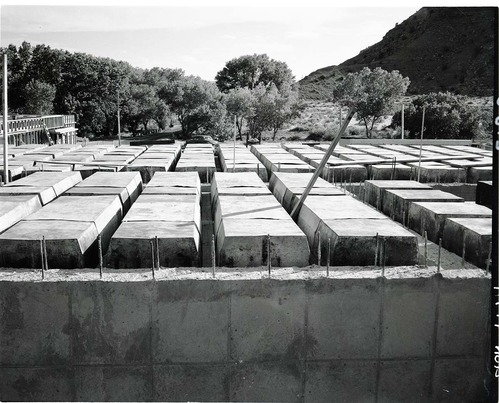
[250,145,314,177]
[370,163,412,180]
[0,195,123,268]
[175,145,216,183]
[64,172,143,213]
[442,217,492,269]
[212,172,309,267]
[211,171,271,205]
[408,201,492,241]
[468,166,493,183]
[0,195,42,233]
[143,171,201,198]
[219,144,269,182]
[298,196,417,266]
[106,173,201,268]
[281,143,367,183]
[269,173,419,266]
[382,189,464,224]
[364,180,432,210]
[6,171,82,197]
[126,144,181,183]
[476,180,493,209]
[269,172,345,213]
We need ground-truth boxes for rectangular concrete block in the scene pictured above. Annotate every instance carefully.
[216,218,310,267]
[0,185,57,205]
[71,281,152,365]
[25,195,123,252]
[306,278,380,359]
[364,180,432,211]
[0,194,42,233]
[231,361,304,402]
[408,201,491,241]
[305,361,377,403]
[75,366,153,402]
[442,217,492,269]
[230,280,306,361]
[316,218,419,266]
[476,180,493,208]
[153,280,229,363]
[381,277,435,358]
[6,171,82,195]
[370,163,412,180]
[107,221,200,268]
[378,360,431,403]
[154,364,229,402]
[382,189,464,224]
[467,166,492,183]
[0,220,98,268]
[0,281,70,366]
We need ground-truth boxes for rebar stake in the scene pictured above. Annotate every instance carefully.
[42,236,48,271]
[212,234,216,279]
[155,236,160,270]
[437,238,442,273]
[317,231,321,266]
[97,234,103,279]
[461,234,466,267]
[381,237,386,277]
[40,238,45,279]
[267,234,271,277]
[424,231,428,268]
[326,238,331,277]
[374,233,379,267]
[150,239,155,279]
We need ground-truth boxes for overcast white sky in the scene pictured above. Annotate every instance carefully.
[0,1,495,81]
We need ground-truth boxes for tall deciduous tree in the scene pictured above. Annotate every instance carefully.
[215,54,295,93]
[24,80,56,115]
[333,67,410,138]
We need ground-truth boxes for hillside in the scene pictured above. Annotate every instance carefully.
[299,7,496,99]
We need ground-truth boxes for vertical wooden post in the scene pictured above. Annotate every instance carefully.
[417,106,425,182]
[401,103,404,140]
[233,115,236,173]
[3,54,9,184]
[212,234,216,278]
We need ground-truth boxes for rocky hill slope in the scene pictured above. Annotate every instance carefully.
[299,7,496,99]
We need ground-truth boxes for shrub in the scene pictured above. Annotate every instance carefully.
[392,92,482,140]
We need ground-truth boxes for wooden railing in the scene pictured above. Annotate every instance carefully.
[0,114,75,135]
[0,114,77,145]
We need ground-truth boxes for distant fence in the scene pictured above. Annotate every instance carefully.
[0,114,77,145]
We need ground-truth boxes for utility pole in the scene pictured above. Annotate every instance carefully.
[401,103,405,140]
[3,54,9,184]
[233,115,236,172]
[117,88,121,146]
[417,106,425,182]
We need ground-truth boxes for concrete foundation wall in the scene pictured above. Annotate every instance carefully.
[0,268,491,402]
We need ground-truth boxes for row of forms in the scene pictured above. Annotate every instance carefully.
[0,139,491,270]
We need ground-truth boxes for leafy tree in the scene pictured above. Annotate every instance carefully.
[225,87,253,139]
[24,80,56,115]
[392,92,482,139]
[167,75,229,138]
[333,67,410,138]
[215,54,295,93]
